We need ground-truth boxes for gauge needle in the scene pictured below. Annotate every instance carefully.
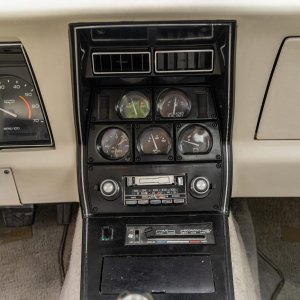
[183,140,199,147]
[130,98,138,116]
[0,108,17,118]
[151,134,158,150]
[173,97,177,115]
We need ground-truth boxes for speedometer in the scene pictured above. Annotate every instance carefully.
[0,76,52,147]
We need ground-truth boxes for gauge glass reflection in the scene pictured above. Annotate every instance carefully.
[138,127,171,155]
[178,125,212,155]
[97,128,130,160]
[118,91,150,119]
[157,89,191,118]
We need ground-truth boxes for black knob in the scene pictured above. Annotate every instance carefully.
[190,177,210,196]
[100,179,120,200]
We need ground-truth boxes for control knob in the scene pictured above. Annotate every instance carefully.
[100,179,120,200]
[190,177,210,198]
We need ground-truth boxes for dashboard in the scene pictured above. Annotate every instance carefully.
[1,1,300,207]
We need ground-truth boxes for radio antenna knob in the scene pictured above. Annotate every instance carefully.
[100,179,120,200]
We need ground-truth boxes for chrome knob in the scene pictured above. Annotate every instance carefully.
[190,177,210,195]
[100,179,120,199]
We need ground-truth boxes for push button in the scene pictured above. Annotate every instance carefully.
[126,200,138,206]
[173,198,185,204]
[162,199,173,205]
[137,199,149,205]
[150,199,161,205]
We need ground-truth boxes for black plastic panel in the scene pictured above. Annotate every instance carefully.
[101,256,215,294]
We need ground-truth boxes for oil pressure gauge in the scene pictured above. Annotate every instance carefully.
[0,76,52,147]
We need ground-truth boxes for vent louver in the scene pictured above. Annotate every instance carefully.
[92,52,151,75]
[155,49,214,73]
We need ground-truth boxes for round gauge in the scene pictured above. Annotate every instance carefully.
[118,91,150,119]
[157,89,191,118]
[178,125,212,155]
[0,76,50,146]
[138,127,172,155]
[97,128,130,160]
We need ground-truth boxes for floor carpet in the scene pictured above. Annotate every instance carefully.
[248,198,300,300]
[0,205,71,300]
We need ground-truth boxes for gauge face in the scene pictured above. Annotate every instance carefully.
[118,91,150,119]
[0,76,51,146]
[97,128,130,160]
[178,125,212,155]
[157,89,191,118]
[138,127,172,155]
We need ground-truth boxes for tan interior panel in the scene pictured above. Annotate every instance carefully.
[1,2,300,200]
[0,168,20,206]
[257,37,300,140]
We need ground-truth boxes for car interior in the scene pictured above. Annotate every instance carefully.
[1,2,300,300]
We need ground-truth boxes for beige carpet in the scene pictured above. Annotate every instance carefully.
[0,205,69,300]
[248,198,300,300]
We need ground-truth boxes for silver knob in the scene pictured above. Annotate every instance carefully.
[191,177,210,195]
[100,179,119,198]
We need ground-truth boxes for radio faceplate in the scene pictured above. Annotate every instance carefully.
[89,163,222,214]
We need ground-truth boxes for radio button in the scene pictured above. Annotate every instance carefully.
[177,176,184,186]
[162,199,173,205]
[150,199,161,205]
[137,199,149,205]
[173,198,185,204]
[126,200,138,206]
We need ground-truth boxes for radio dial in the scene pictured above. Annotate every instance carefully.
[190,177,210,197]
[100,179,120,200]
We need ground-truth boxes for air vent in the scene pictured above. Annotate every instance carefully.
[155,49,214,73]
[156,25,213,42]
[92,52,151,75]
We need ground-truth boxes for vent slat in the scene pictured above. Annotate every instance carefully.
[155,49,214,73]
[92,52,151,75]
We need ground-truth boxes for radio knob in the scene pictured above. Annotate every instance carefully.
[191,177,210,195]
[100,179,120,199]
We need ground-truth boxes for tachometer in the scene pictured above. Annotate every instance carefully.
[178,125,212,154]
[0,76,51,147]
[138,126,172,155]
[157,89,191,118]
[97,128,130,160]
[117,91,150,119]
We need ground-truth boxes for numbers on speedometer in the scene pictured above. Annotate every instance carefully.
[0,76,51,147]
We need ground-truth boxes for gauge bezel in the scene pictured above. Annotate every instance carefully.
[177,124,213,155]
[135,123,174,162]
[116,90,151,120]
[97,127,131,160]
[88,124,133,164]
[156,89,192,119]
[0,43,54,149]
[175,123,221,162]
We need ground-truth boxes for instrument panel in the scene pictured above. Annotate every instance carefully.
[88,86,221,164]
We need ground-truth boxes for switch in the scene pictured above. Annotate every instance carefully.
[100,226,113,241]
[134,229,140,242]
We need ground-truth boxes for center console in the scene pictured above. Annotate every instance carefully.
[71,21,235,299]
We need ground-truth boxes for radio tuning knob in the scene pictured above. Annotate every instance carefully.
[190,177,210,197]
[100,179,120,200]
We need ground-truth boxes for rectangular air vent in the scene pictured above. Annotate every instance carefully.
[155,49,214,73]
[92,52,151,75]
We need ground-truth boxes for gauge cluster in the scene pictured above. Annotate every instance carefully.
[0,44,53,149]
[88,86,221,164]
